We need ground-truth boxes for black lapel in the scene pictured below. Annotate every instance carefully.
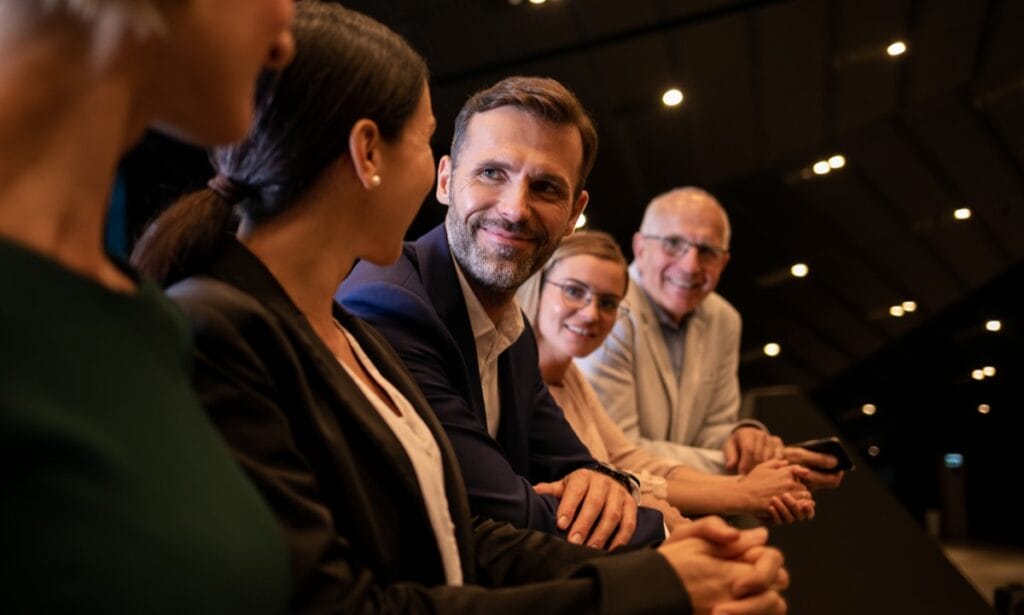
[413,225,488,426]
[207,239,428,521]
[495,350,529,474]
[337,309,477,578]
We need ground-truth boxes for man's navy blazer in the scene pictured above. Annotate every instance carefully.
[338,224,664,544]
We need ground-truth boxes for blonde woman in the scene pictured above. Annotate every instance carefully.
[518,231,816,524]
[0,1,294,610]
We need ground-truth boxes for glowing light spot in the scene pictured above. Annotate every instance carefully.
[662,88,684,107]
[887,41,907,56]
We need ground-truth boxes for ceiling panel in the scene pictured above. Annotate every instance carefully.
[755,0,829,160]
[904,0,985,101]
[843,122,956,226]
[835,0,907,51]
[673,15,758,183]
[976,0,1024,85]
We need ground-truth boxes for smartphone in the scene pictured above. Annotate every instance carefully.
[790,436,855,473]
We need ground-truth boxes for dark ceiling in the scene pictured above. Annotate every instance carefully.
[123,0,1023,542]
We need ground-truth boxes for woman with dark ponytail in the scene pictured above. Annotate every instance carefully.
[130,3,787,615]
[133,1,431,286]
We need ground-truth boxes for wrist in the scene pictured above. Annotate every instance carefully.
[583,462,641,504]
[732,419,768,434]
[724,475,750,515]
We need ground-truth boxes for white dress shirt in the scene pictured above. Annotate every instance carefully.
[452,259,525,438]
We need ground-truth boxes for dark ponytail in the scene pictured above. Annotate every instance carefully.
[130,1,428,286]
[130,188,234,286]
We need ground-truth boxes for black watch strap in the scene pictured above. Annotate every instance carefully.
[583,462,641,502]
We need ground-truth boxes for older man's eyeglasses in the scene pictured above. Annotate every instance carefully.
[641,234,728,265]
[545,280,628,319]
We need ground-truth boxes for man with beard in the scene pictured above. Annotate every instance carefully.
[339,76,667,548]
[577,188,844,490]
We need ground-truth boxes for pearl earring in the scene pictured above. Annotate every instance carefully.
[369,174,382,188]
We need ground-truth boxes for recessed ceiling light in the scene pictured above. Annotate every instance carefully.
[812,161,831,175]
[886,41,907,57]
[901,300,917,313]
[868,445,880,457]
[574,213,587,230]
[971,369,985,381]
[982,365,996,377]
[978,404,991,415]
[954,207,972,220]
[528,0,547,4]
[763,342,781,357]
[662,88,684,107]
[889,305,905,317]
[827,154,846,169]
[862,403,877,416]
[790,263,809,278]
[985,320,1002,332]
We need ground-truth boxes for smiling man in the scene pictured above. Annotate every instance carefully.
[579,188,844,489]
[577,188,782,476]
[338,76,667,549]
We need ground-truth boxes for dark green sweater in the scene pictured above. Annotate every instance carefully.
[0,239,289,613]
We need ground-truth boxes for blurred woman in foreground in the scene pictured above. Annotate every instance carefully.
[0,0,294,610]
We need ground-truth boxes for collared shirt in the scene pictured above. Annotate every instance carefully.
[642,286,691,381]
[638,277,766,435]
[453,259,525,438]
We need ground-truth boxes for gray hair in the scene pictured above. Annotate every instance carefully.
[39,0,170,35]
[639,186,732,249]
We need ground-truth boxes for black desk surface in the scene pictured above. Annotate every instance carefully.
[753,389,994,615]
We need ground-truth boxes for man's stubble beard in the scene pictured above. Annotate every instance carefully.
[444,204,561,296]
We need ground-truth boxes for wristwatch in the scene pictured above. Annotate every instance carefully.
[583,462,642,504]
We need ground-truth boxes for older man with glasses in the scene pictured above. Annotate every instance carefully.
[578,188,843,489]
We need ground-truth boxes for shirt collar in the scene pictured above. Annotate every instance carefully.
[628,261,700,332]
[639,282,692,332]
[452,257,525,348]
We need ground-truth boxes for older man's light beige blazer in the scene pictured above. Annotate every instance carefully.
[577,263,743,474]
